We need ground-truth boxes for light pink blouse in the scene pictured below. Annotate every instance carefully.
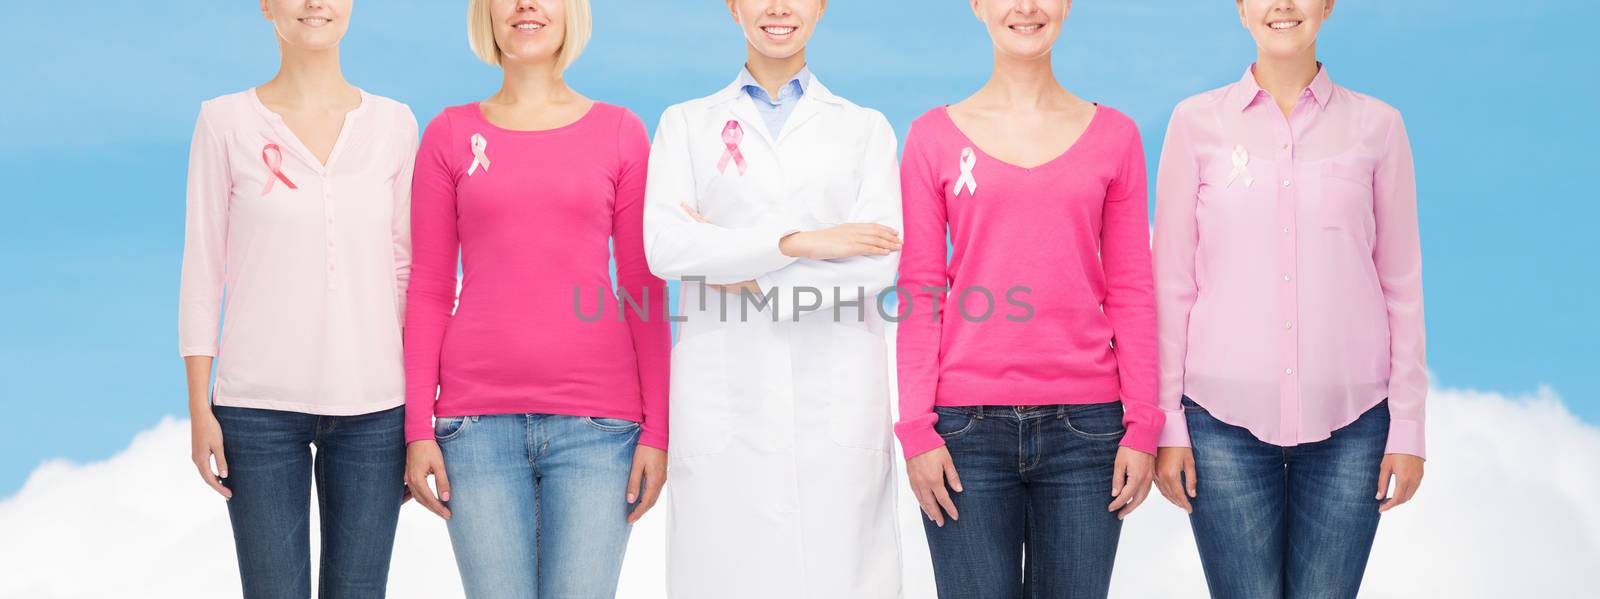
[178,89,418,416]
[1154,66,1427,458]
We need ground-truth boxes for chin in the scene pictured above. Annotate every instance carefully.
[753,44,804,60]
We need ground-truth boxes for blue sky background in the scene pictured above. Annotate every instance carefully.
[0,1,1593,495]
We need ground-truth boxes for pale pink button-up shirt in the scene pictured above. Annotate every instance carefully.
[179,89,417,415]
[1154,66,1426,458]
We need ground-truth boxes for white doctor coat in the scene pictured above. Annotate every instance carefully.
[643,75,903,599]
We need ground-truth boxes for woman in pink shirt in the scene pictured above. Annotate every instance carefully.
[178,1,416,596]
[401,1,671,597]
[1152,1,1427,597]
[895,2,1160,597]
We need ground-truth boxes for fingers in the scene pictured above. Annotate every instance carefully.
[1110,460,1127,499]
[434,465,452,511]
[1154,471,1187,512]
[194,450,232,500]
[933,485,960,524]
[680,203,710,224]
[1379,472,1422,513]
[1119,481,1153,520]
[626,460,644,505]
[1184,456,1198,499]
[944,461,964,494]
[213,446,229,482]
[1375,461,1393,502]
[628,466,666,524]
[408,462,452,520]
[914,485,945,528]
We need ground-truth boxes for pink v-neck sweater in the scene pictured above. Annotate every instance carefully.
[404,102,671,448]
[894,105,1162,458]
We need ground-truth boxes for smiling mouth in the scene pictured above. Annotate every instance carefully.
[1268,19,1303,31]
[1008,23,1044,34]
[298,17,332,27]
[761,25,797,37]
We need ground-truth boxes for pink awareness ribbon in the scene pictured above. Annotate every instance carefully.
[261,143,298,194]
[717,120,748,176]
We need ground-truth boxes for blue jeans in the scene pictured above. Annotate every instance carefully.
[435,413,639,599]
[1184,396,1387,599]
[922,402,1126,599]
[215,404,406,599]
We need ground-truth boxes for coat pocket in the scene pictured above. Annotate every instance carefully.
[825,322,893,452]
[667,328,733,458]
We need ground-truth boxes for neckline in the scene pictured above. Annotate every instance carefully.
[471,100,600,135]
[246,86,368,172]
[938,103,1102,172]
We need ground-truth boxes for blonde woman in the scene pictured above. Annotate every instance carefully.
[402,0,671,597]
[180,0,417,596]
[643,0,904,596]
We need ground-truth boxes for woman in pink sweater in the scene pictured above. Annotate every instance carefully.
[401,1,670,597]
[894,2,1160,597]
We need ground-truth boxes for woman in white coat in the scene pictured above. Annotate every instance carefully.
[643,1,904,597]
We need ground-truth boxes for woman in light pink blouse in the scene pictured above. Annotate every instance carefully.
[1152,1,1427,597]
[178,1,416,596]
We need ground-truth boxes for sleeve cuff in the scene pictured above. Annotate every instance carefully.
[1158,407,1192,448]
[639,428,668,451]
[894,421,945,460]
[404,423,434,445]
[1384,418,1425,459]
[1120,421,1161,456]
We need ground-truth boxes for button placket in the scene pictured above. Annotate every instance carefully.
[1274,117,1301,440]
[323,177,337,291]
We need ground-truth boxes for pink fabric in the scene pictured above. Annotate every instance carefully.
[895,105,1162,459]
[404,102,671,447]
[1153,65,1427,458]
[178,89,417,416]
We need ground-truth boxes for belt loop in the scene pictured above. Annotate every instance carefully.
[1055,405,1066,419]
[975,405,986,420]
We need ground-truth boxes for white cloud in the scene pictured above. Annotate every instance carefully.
[3,384,1595,598]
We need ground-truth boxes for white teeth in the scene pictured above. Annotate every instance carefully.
[515,23,544,31]
[763,26,796,35]
[1010,24,1043,32]
[1269,21,1301,30]
[299,18,329,25]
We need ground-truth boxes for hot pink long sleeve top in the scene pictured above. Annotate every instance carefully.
[404,102,671,448]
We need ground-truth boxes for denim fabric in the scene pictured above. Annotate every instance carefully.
[922,402,1126,599]
[215,404,406,599]
[1184,396,1388,599]
[436,413,639,599]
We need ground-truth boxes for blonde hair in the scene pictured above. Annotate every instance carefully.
[467,0,592,71]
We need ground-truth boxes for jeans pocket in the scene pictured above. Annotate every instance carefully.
[434,416,472,443]
[584,416,642,433]
[1062,403,1126,441]
[932,407,977,439]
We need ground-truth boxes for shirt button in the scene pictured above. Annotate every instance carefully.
[1284,321,1294,330]
[1284,274,1292,282]
[1281,143,1290,150]
[1285,368,1295,375]
[1282,179,1293,188]
[1282,227,1291,234]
